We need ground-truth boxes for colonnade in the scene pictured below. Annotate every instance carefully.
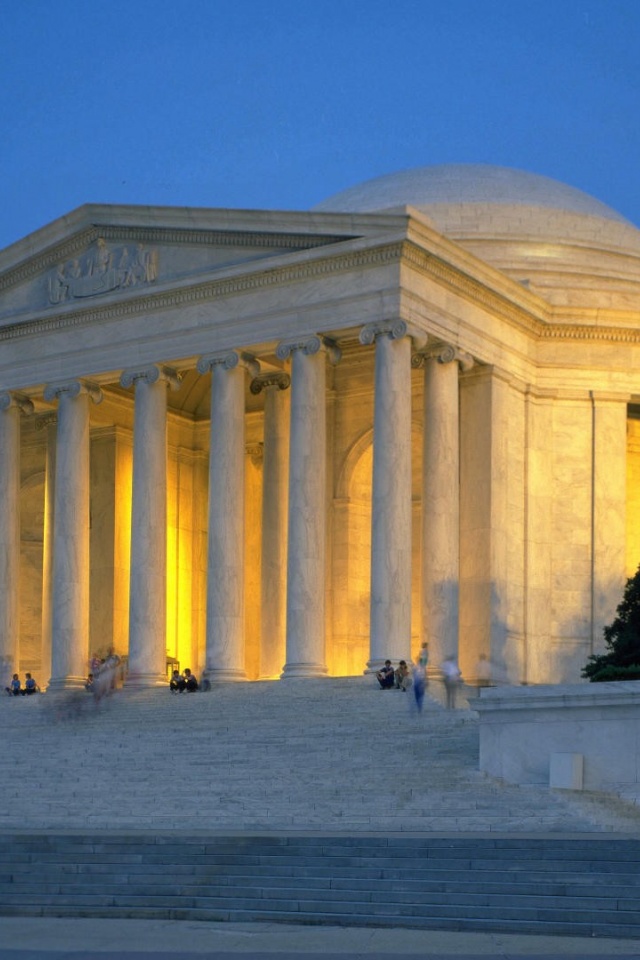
[0,322,473,689]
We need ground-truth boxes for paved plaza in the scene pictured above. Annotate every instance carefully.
[1,916,640,959]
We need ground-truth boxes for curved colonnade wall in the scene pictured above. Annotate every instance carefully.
[1,166,640,689]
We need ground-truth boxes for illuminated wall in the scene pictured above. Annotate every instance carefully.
[627,415,640,577]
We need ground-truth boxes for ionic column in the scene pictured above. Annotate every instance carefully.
[277,335,340,678]
[359,320,424,671]
[121,365,180,687]
[0,392,33,681]
[197,351,259,681]
[413,343,473,670]
[36,414,57,687]
[251,372,291,678]
[43,380,102,690]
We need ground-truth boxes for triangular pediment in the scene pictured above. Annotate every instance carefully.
[0,203,402,327]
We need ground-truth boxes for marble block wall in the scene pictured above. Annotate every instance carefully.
[474,682,640,792]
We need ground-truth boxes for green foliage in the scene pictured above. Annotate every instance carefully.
[583,566,640,681]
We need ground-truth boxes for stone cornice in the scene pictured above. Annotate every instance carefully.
[0,228,100,292]
[403,241,640,344]
[401,241,547,336]
[1,233,640,350]
[538,323,640,343]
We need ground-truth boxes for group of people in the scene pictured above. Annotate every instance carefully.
[376,643,464,709]
[169,668,200,693]
[5,672,40,696]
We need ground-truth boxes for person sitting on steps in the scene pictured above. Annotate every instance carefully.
[184,668,198,693]
[376,660,395,689]
[22,673,39,695]
[169,669,186,693]
[394,660,412,691]
[5,673,21,696]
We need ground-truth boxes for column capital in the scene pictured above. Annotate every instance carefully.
[43,379,103,405]
[0,391,34,415]
[250,372,291,395]
[120,364,181,391]
[246,441,264,467]
[412,342,474,372]
[359,319,427,348]
[197,350,259,377]
[35,412,57,431]
[276,335,341,365]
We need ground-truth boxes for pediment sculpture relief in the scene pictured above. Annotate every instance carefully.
[48,239,158,305]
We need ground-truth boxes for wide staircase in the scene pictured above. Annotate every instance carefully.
[1,677,640,935]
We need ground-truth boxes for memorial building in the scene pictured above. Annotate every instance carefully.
[1,163,640,690]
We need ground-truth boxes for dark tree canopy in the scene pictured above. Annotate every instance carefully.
[583,566,640,681]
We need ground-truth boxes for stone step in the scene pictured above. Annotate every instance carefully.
[3,677,638,835]
[0,879,636,913]
[0,833,639,937]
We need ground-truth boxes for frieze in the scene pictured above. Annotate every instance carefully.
[48,238,158,305]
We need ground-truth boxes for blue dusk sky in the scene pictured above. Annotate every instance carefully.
[1,0,638,251]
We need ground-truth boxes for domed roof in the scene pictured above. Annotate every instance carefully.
[315,164,640,310]
[314,163,631,224]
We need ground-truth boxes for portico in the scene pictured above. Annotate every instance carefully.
[1,164,639,689]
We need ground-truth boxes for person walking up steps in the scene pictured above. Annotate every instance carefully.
[441,654,462,709]
[418,642,429,670]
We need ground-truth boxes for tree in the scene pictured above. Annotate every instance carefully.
[582,566,640,681]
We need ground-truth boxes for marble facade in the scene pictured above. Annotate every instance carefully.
[1,164,640,689]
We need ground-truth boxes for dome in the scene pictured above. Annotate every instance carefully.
[315,164,640,309]
[314,163,632,224]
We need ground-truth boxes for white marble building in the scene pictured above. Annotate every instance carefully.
[1,163,640,689]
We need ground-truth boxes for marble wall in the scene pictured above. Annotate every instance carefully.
[474,682,640,793]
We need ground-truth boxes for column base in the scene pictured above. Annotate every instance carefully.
[280,662,328,679]
[46,676,88,692]
[206,669,247,682]
[125,672,168,690]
